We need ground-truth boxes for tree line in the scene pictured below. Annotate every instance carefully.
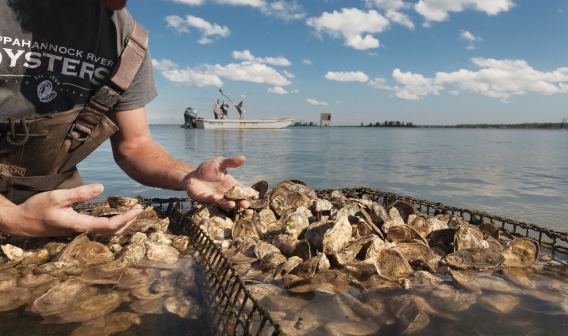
[360,121,415,127]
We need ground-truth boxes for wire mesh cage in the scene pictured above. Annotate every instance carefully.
[150,186,568,336]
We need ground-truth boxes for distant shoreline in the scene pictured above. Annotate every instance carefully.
[152,123,568,129]
[290,122,568,129]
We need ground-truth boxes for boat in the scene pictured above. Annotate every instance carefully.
[183,89,293,129]
[194,117,294,129]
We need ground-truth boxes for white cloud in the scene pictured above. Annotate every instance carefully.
[282,70,295,78]
[460,30,482,50]
[370,58,568,101]
[385,10,414,29]
[306,8,390,50]
[306,98,329,106]
[260,1,306,21]
[268,86,289,95]
[302,59,312,65]
[232,50,291,66]
[325,71,369,83]
[415,0,515,23]
[152,58,291,87]
[166,15,230,44]
[173,0,305,21]
[368,77,392,90]
[213,62,291,86]
[173,0,205,5]
[392,68,443,100]
[291,89,299,94]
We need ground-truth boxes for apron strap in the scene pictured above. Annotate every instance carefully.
[0,171,75,192]
[69,20,149,141]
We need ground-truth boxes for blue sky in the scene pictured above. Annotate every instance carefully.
[127,0,568,125]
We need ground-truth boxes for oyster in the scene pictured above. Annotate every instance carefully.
[18,273,56,288]
[322,215,352,255]
[501,238,539,267]
[294,252,330,276]
[254,241,281,259]
[129,296,166,315]
[324,321,380,336]
[251,180,269,198]
[333,236,374,266]
[387,295,430,335]
[70,312,141,336]
[106,196,139,208]
[50,291,121,323]
[453,223,486,251]
[283,212,310,239]
[431,284,477,312]
[270,180,316,216]
[0,287,30,311]
[443,248,505,270]
[373,249,414,282]
[31,279,87,316]
[164,296,201,319]
[389,200,416,224]
[145,241,180,264]
[480,294,520,314]
[1,244,27,261]
[75,241,114,266]
[224,184,259,201]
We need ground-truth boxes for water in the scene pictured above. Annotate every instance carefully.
[79,127,568,232]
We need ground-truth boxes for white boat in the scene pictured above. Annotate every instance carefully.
[194,117,294,129]
[186,89,293,129]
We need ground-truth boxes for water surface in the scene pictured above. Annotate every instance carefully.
[79,127,568,232]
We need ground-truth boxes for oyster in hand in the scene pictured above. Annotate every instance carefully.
[224,184,259,201]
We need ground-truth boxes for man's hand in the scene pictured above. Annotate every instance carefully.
[0,184,143,237]
[184,155,251,209]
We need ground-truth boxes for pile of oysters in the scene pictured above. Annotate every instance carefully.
[191,180,568,335]
[0,197,202,336]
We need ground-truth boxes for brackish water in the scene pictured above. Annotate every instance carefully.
[79,126,568,232]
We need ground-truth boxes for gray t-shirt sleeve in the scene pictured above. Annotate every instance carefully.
[113,46,158,111]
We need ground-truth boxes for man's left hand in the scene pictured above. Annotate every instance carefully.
[183,155,251,209]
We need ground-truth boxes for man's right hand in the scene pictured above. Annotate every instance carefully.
[0,184,143,237]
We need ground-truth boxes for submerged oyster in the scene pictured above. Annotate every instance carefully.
[443,248,505,270]
[31,279,87,316]
[164,296,201,319]
[0,287,30,312]
[70,312,141,336]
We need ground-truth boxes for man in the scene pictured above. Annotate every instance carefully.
[0,0,250,237]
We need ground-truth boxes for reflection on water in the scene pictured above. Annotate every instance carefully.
[79,127,568,231]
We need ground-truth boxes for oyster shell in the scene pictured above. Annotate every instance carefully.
[480,294,520,314]
[0,287,30,311]
[443,248,505,270]
[453,223,486,251]
[389,200,416,224]
[70,312,141,336]
[501,238,539,267]
[164,296,202,319]
[270,181,316,216]
[324,321,380,336]
[283,212,310,239]
[322,215,352,255]
[373,249,413,282]
[145,241,180,264]
[224,184,259,201]
[31,279,87,316]
[50,291,121,323]
[387,295,430,335]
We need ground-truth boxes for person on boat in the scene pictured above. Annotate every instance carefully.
[235,101,245,120]
[213,99,223,119]
[220,100,229,119]
[0,0,251,237]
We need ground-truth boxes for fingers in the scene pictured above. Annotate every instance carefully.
[237,200,251,209]
[219,155,246,171]
[215,198,237,209]
[51,184,105,207]
[70,204,143,235]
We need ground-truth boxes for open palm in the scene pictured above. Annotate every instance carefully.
[184,155,249,208]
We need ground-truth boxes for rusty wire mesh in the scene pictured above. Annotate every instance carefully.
[147,186,568,335]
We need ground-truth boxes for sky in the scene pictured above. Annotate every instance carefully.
[126,0,568,125]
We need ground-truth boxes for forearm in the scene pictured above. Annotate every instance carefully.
[0,195,19,235]
[114,137,195,191]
